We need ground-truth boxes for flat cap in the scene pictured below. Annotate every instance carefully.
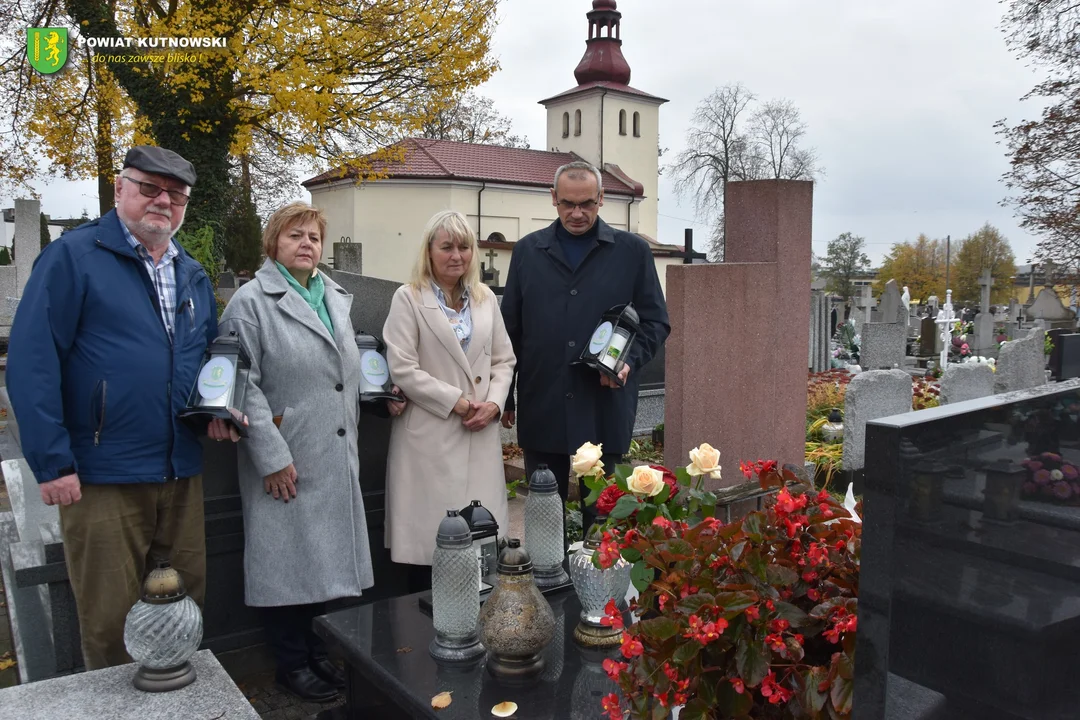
[122,146,197,187]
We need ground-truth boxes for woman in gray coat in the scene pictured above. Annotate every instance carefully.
[219,202,393,702]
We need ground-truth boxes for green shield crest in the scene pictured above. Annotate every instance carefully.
[27,28,68,75]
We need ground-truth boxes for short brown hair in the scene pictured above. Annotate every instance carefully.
[262,202,327,259]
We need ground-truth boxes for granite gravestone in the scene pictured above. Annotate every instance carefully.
[842,369,912,472]
[855,380,1080,720]
[1056,334,1080,381]
[810,290,830,373]
[919,315,938,357]
[994,329,1047,395]
[939,362,995,405]
[334,242,362,274]
[0,650,259,719]
[879,279,906,325]
[973,269,995,355]
[859,322,906,370]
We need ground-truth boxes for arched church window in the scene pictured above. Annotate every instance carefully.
[574,109,582,136]
[619,109,627,136]
[562,112,569,138]
[633,111,640,137]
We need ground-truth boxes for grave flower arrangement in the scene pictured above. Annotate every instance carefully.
[581,448,861,720]
[1021,452,1080,504]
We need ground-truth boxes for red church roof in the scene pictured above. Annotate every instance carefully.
[302,138,644,197]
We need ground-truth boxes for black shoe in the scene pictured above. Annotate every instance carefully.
[277,666,340,702]
[309,656,346,689]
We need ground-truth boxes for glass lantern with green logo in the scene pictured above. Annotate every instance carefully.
[354,332,404,403]
[572,303,641,387]
[179,331,250,436]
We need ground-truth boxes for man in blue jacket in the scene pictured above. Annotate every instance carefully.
[7,146,225,669]
[501,161,670,535]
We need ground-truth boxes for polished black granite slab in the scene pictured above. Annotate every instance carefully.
[855,379,1080,720]
[315,588,619,720]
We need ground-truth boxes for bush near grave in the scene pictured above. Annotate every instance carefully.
[577,448,861,720]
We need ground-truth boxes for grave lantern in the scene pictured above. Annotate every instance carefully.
[429,510,485,662]
[354,332,403,403]
[123,560,203,692]
[573,303,641,387]
[822,408,844,443]
[179,331,249,436]
[524,464,570,588]
[459,499,499,594]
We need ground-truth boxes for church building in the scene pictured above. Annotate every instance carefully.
[303,0,684,292]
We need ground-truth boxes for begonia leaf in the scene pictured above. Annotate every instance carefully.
[672,640,702,665]
[716,679,754,717]
[830,674,854,714]
[766,564,799,587]
[735,635,769,688]
[631,561,655,593]
[637,616,680,641]
[773,600,811,627]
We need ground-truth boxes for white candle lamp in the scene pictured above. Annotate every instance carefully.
[354,332,404,403]
[179,331,250,436]
[573,304,641,387]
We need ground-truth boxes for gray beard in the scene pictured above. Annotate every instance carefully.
[120,212,183,251]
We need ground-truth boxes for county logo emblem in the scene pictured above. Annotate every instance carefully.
[27,28,68,74]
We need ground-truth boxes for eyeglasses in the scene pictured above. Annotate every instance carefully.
[556,198,599,212]
[121,175,190,206]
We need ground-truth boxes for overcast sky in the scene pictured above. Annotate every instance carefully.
[5,0,1047,266]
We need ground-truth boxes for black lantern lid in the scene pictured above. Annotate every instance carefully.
[583,515,608,550]
[354,331,385,353]
[435,509,473,549]
[529,464,558,493]
[827,408,842,423]
[459,499,498,537]
[497,539,533,575]
[208,331,250,366]
[604,303,640,333]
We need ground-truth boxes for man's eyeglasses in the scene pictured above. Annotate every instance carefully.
[556,198,599,212]
[121,175,190,206]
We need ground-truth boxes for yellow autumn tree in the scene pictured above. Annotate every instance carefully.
[0,0,500,229]
[951,223,1017,306]
[875,234,948,304]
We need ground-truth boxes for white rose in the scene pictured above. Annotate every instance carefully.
[626,465,665,497]
[687,443,722,480]
[571,441,605,478]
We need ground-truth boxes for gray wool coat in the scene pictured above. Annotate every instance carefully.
[219,259,374,607]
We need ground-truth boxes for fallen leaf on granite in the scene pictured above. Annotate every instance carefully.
[431,691,452,709]
[0,657,16,672]
[492,701,518,717]
[396,646,412,654]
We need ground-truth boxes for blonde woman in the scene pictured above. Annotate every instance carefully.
[383,210,516,591]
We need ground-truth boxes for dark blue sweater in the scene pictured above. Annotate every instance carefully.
[555,220,598,270]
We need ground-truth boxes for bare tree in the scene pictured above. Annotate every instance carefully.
[996,0,1080,270]
[416,92,529,148]
[670,84,820,260]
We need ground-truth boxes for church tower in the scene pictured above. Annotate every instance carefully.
[540,0,667,240]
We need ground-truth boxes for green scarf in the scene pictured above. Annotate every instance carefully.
[275,261,334,337]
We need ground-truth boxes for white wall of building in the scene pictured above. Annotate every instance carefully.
[309,178,663,289]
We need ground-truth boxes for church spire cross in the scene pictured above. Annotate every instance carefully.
[574,0,632,86]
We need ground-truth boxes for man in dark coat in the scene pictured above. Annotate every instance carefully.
[501,161,670,532]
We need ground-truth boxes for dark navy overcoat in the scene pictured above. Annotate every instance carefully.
[501,218,670,455]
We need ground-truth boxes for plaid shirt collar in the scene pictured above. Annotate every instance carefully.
[118,220,179,266]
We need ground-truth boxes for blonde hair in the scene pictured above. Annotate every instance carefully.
[409,210,486,304]
[262,202,327,260]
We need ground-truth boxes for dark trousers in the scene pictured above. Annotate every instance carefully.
[523,450,623,539]
[260,602,328,674]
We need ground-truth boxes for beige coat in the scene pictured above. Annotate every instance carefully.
[383,283,516,565]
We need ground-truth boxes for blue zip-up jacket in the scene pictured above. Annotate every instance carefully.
[7,209,218,485]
